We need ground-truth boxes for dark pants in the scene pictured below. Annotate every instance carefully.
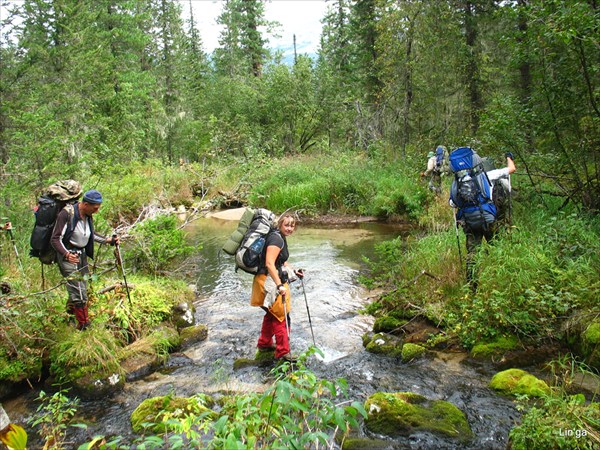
[464,224,495,288]
[429,171,442,194]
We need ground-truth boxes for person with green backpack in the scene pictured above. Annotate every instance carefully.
[250,212,303,363]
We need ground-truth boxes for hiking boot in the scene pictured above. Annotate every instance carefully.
[276,353,297,363]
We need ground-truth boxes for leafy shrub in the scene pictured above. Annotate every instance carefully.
[361,204,600,347]
[128,214,195,275]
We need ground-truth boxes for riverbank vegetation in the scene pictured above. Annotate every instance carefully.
[1,0,599,447]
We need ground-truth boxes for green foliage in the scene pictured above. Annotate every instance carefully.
[510,356,600,450]
[129,214,195,275]
[28,389,79,450]
[82,350,366,449]
[362,204,600,347]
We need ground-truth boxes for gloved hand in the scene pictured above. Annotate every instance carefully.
[420,172,425,178]
[294,269,304,279]
[505,151,514,160]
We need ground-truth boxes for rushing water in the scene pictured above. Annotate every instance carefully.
[2,214,518,449]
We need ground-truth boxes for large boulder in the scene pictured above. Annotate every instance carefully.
[364,392,472,442]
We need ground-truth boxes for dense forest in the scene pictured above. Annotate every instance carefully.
[0,0,598,209]
[0,1,599,449]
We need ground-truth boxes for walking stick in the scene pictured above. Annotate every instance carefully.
[300,278,316,347]
[281,292,290,340]
[453,209,463,269]
[5,226,24,273]
[507,173,513,228]
[113,234,132,308]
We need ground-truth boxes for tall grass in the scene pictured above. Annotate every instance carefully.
[248,151,428,219]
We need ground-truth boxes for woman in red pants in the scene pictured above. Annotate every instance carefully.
[250,212,303,362]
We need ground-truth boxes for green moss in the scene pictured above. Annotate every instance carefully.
[364,392,472,442]
[130,395,214,433]
[362,332,374,347]
[180,324,208,347]
[364,333,403,358]
[489,368,550,397]
[582,321,600,344]
[401,343,427,362]
[470,336,518,359]
[373,316,407,333]
[342,437,391,450]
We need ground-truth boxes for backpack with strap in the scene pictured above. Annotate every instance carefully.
[435,146,449,174]
[449,147,496,232]
[29,180,82,264]
[222,207,277,274]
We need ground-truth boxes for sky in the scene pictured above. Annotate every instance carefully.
[182,0,329,57]
[1,0,330,58]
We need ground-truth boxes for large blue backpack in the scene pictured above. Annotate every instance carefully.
[449,147,496,231]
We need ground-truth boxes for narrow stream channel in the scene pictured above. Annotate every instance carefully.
[2,214,519,449]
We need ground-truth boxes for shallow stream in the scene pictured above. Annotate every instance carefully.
[3,214,519,449]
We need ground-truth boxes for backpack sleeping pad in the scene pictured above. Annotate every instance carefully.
[449,147,496,232]
[222,207,277,274]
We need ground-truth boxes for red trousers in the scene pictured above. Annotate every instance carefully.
[257,310,290,359]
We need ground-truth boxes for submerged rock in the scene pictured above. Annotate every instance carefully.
[489,368,550,397]
[180,324,208,348]
[364,392,473,442]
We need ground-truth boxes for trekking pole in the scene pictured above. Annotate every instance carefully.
[507,173,513,228]
[5,225,24,274]
[453,210,463,269]
[281,292,290,340]
[113,234,132,308]
[299,278,316,347]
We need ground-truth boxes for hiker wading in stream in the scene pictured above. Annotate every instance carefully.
[51,190,118,330]
[250,213,303,363]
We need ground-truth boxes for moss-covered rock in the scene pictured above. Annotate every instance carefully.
[179,324,208,348]
[172,301,196,330]
[130,395,214,433]
[70,371,125,400]
[364,392,472,442]
[489,368,550,397]
[373,316,407,334]
[401,343,427,362]
[470,336,518,360]
[581,320,600,370]
[364,333,403,358]
[233,349,275,370]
